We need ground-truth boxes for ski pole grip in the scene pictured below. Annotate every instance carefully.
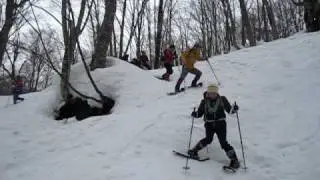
[193,107,196,112]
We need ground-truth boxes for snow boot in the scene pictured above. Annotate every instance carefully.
[188,142,203,159]
[162,73,170,81]
[187,149,199,159]
[227,149,240,169]
[175,78,184,92]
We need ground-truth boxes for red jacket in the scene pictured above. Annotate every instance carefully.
[164,48,176,64]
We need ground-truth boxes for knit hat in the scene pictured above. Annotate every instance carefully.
[207,84,219,94]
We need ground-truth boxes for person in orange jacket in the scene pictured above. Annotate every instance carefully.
[174,43,207,92]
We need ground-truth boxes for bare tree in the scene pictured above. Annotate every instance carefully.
[239,0,256,46]
[2,33,21,80]
[146,0,153,65]
[154,0,164,69]
[262,0,279,39]
[119,0,128,57]
[0,0,30,66]
[60,0,93,99]
[90,0,117,70]
[291,0,320,32]
[123,0,149,56]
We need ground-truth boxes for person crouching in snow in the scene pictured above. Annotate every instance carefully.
[12,75,25,104]
[188,84,240,169]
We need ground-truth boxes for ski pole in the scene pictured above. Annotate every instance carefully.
[235,102,247,170]
[206,60,221,86]
[183,107,196,170]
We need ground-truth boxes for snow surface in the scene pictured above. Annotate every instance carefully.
[1,32,320,180]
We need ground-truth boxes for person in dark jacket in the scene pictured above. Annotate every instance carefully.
[130,58,141,68]
[120,54,129,61]
[188,84,240,169]
[12,75,24,104]
[55,95,115,121]
[139,51,151,70]
[161,44,177,81]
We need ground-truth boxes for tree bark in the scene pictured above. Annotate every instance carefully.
[262,2,270,42]
[257,0,262,41]
[262,0,279,39]
[90,0,117,70]
[239,0,256,46]
[0,0,29,66]
[154,0,164,69]
[119,0,127,57]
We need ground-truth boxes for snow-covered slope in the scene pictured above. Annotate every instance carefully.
[1,31,320,180]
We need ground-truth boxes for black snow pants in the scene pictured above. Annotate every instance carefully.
[199,121,234,153]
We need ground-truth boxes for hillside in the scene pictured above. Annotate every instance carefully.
[1,31,320,180]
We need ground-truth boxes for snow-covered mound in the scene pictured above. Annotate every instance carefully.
[1,31,320,180]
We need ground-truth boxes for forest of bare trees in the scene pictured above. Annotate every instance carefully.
[0,0,314,98]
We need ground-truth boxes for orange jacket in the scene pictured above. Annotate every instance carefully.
[181,48,201,69]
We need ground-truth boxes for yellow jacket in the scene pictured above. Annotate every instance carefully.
[181,48,201,69]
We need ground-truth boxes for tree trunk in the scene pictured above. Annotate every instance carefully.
[225,0,240,49]
[213,1,219,54]
[257,0,262,41]
[60,0,89,99]
[262,2,270,42]
[60,0,71,99]
[241,19,246,46]
[147,2,152,67]
[123,0,149,55]
[90,0,117,70]
[221,0,231,52]
[113,27,117,57]
[119,0,127,57]
[168,0,173,43]
[0,0,28,65]
[239,0,256,46]
[200,0,207,55]
[262,0,279,40]
[136,10,144,58]
[154,0,164,69]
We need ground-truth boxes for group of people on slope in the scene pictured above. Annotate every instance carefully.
[159,42,241,169]
[120,51,152,70]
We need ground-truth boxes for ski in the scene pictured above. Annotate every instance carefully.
[167,88,186,96]
[187,82,203,89]
[172,150,210,162]
[222,165,238,173]
[154,76,171,81]
[167,82,203,96]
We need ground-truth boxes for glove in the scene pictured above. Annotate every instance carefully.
[231,104,239,114]
[233,104,239,111]
[191,111,198,118]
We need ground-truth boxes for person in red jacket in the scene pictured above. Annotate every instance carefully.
[161,44,177,81]
[12,75,24,104]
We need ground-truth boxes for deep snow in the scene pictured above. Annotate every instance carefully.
[1,31,320,180]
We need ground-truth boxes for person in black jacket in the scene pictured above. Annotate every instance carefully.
[54,95,115,121]
[188,84,240,169]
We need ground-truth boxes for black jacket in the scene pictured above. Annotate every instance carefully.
[195,95,234,121]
